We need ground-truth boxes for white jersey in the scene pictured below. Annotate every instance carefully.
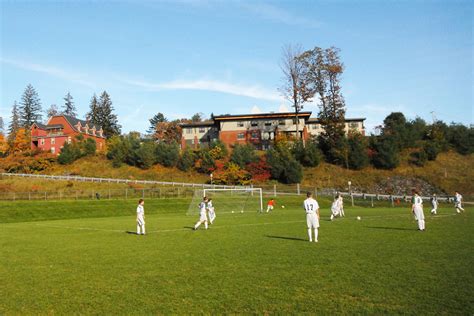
[207,201,214,211]
[412,196,423,209]
[455,193,462,204]
[198,201,207,221]
[304,198,319,214]
[137,205,144,216]
[331,199,342,212]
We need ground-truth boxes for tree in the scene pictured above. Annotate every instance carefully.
[209,140,228,160]
[446,123,473,155]
[191,112,204,122]
[0,116,4,134]
[230,144,258,168]
[63,92,77,117]
[19,84,42,129]
[155,142,179,167]
[347,132,369,170]
[8,102,21,144]
[86,94,100,124]
[177,148,196,171]
[299,47,347,165]
[266,142,303,184]
[10,128,30,153]
[137,141,157,169]
[153,121,182,144]
[58,135,97,164]
[370,136,400,170]
[292,139,320,167]
[97,91,121,138]
[147,113,167,134]
[0,133,7,156]
[46,104,60,118]
[280,44,313,139]
[381,112,409,150]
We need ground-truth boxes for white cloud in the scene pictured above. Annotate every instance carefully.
[240,2,322,28]
[1,58,96,88]
[122,78,283,102]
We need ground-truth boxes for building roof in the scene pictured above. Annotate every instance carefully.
[33,122,48,129]
[60,115,102,132]
[45,124,64,129]
[180,120,215,128]
[213,111,313,121]
[307,117,366,123]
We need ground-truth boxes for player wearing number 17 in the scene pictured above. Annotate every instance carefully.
[304,192,320,242]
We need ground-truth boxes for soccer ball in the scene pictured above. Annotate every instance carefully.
[240,210,244,213]
[281,205,285,209]
[232,211,234,213]
[357,216,361,220]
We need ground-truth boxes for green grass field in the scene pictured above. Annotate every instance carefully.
[1,197,473,314]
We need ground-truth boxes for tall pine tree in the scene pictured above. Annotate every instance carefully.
[97,91,121,138]
[147,112,167,134]
[86,94,100,125]
[63,92,77,117]
[8,101,21,143]
[19,84,42,129]
[46,104,59,118]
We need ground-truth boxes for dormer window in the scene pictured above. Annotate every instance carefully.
[76,122,82,130]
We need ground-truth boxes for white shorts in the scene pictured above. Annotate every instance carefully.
[199,212,207,222]
[137,216,145,226]
[306,213,319,228]
[267,205,274,210]
[331,207,340,216]
[413,207,424,221]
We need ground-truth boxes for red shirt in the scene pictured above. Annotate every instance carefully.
[267,200,275,206]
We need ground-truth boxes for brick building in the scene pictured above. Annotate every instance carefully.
[31,115,106,155]
[181,111,365,150]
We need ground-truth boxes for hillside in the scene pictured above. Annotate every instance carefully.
[0,151,472,196]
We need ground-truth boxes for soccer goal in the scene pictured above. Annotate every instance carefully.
[186,188,263,215]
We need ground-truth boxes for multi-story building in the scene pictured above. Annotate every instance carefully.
[31,115,106,155]
[181,111,365,150]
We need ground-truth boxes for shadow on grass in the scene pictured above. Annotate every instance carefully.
[125,231,139,235]
[183,226,195,230]
[366,226,415,231]
[265,235,307,242]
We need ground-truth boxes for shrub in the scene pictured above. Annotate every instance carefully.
[230,143,258,168]
[347,132,369,170]
[292,139,320,167]
[266,142,302,184]
[212,162,251,185]
[246,156,271,182]
[409,149,427,167]
[423,141,440,161]
[177,148,196,171]
[370,136,400,170]
[58,136,97,165]
[137,141,156,169]
[155,142,179,167]
[209,140,228,160]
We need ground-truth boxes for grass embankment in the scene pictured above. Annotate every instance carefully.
[1,196,472,314]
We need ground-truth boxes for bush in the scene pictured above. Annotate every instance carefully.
[155,142,179,167]
[137,141,156,169]
[370,136,400,170]
[212,162,251,185]
[293,139,320,167]
[177,148,196,171]
[423,141,440,161]
[196,150,215,173]
[347,132,369,170]
[209,140,228,160]
[266,143,303,184]
[246,156,271,182]
[409,149,427,167]
[230,144,258,168]
[58,136,97,165]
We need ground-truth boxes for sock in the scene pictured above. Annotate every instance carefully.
[307,228,312,241]
[142,225,145,234]
[330,214,333,220]
[194,222,201,229]
[418,220,423,230]
[137,224,140,234]
[204,221,208,229]
[314,228,318,241]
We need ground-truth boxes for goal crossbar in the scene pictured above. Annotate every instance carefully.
[203,188,263,212]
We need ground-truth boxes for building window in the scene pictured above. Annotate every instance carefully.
[67,137,72,144]
[51,147,55,154]
[199,127,206,133]
[278,120,286,126]
[40,139,45,145]
[250,121,258,127]
[237,133,245,140]
[237,122,244,127]
[251,131,259,139]
[292,118,299,125]
[186,128,192,134]
[350,122,359,128]
[264,121,272,126]
[51,138,55,145]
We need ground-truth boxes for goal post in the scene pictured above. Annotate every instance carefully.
[186,188,263,215]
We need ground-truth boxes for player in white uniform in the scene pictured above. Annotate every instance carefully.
[136,199,146,235]
[430,194,438,215]
[207,198,216,224]
[330,194,343,221]
[454,191,465,213]
[411,190,425,231]
[304,192,320,242]
[339,195,345,217]
[194,197,209,230]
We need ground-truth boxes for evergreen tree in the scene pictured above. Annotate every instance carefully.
[347,132,369,170]
[86,94,100,126]
[230,144,258,168]
[19,84,42,128]
[46,104,60,118]
[147,112,167,134]
[0,116,4,134]
[8,102,21,144]
[370,136,400,170]
[63,92,77,117]
[177,148,196,171]
[292,139,320,167]
[97,91,121,138]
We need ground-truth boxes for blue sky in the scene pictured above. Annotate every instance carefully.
[1,0,472,134]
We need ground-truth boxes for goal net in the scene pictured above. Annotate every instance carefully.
[186,188,263,216]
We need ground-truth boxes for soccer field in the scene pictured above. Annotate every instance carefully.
[1,197,473,314]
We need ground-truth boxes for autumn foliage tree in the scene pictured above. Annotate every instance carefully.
[153,121,182,144]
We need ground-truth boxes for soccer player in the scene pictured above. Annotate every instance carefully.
[194,197,209,230]
[207,198,216,225]
[304,192,320,242]
[136,199,146,235]
[454,191,465,213]
[430,194,438,215]
[411,190,425,231]
[266,199,275,213]
[339,195,345,217]
[330,194,342,221]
